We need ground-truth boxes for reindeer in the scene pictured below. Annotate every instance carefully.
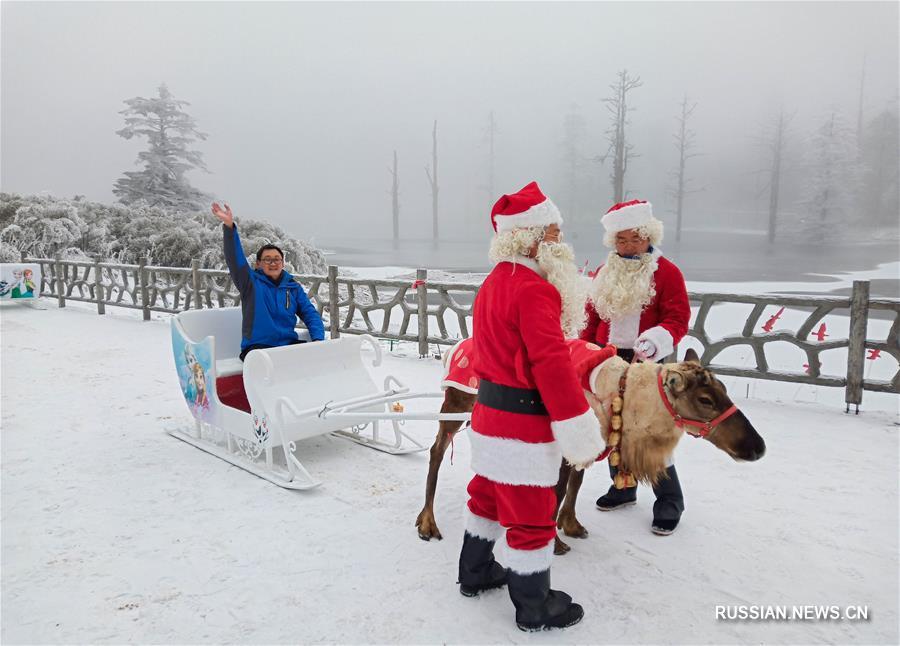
[415,341,766,554]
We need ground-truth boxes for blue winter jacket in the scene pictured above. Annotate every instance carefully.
[223,224,325,351]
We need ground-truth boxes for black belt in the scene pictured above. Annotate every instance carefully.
[477,378,547,416]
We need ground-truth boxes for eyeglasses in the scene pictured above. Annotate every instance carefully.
[259,258,284,266]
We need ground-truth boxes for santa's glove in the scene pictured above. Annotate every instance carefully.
[633,338,658,361]
[551,409,605,470]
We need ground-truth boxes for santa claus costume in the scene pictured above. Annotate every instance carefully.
[580,199,691,535]
[458,181,608,632]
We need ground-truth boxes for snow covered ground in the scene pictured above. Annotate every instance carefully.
[1,298,898,644]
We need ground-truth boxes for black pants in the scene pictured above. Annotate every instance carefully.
[239,339,306,361]
[612,346,684,521]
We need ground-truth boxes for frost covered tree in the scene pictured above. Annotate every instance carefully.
[0,193,328,274]
[0,200,88,258]
[860,105,899,227]
[796,110,862,243]
[113,84,211,212]
[598,70,642,203]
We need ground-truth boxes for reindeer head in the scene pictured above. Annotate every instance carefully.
[662,349,766,462]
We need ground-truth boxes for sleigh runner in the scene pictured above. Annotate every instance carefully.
[170,307,470,489]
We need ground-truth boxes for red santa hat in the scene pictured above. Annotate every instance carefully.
[601,199,656,233]
[491,181,562,233]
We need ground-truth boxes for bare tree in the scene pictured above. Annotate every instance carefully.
[798,110,862,243]
[481,111,498,200]
[861,103,900,226]
[668,95,703,242]
[755,108,794,244]
[425,120,439,245]
[561,104,588,221]
[856,53,867,149]
[598,70,642,202]
[389,150,400,248]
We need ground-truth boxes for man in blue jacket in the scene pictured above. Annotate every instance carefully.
[212,202,325,360]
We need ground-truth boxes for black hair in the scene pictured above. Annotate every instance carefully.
[256,244,285,262]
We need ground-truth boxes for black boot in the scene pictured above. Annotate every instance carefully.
[508,569,584,631]
[651,465,685,535]
[458,533,508,597]
[595,462,637,511]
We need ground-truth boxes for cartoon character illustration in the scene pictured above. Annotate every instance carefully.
[191,361,210,409]
[0,281,10,297]
[9,270,25,298]
[20,269,35,297]
[252,413,270,445]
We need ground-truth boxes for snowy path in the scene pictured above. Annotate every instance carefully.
[1,304,897,644]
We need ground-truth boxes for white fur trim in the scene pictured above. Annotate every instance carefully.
[440,339,479,393]
[636,325,675,360]
[494,255,546,278]
[468,429,561,487]
[608,310,641,347]
[601,202,654,233]
[495,198,563,232]
[551,409,604,466]
[464,507,505,542]
[503,539,554,575]
[587,356,618,395]
[442,379,479,395]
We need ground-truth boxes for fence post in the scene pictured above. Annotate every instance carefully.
[191,259,202,310]
[55,256,66,309]
[417,268,428,358]
[845,280,869,413]
[93,260,105,315]
[327,265,340,339]
[139,257,151,321]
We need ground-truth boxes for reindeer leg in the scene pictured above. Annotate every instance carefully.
[553,461,573,555]
[557,468,588,539]
[415,390,476,541]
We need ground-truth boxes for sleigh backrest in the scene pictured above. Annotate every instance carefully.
[176,307,244,363]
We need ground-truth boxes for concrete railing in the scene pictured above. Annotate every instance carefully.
[23,255,899,410]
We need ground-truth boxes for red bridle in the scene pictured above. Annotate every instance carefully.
[656,370,739,438]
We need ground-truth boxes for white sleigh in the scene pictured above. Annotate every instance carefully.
[169,307,469,489]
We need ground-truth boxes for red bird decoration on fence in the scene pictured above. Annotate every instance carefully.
[867,349,882,360]
[761,306,785,333]
[811,323,828,342]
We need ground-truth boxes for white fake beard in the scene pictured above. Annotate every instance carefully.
[536,241,589,338]
[589,250,658,321]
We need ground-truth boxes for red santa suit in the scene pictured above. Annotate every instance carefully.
[464,257,607,575]
[581,248,690,359]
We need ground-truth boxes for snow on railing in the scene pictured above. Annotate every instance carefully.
[22,255,899,410]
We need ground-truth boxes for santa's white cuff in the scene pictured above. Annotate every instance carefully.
[503,540,555,575]
[637,326,675,360]
[551,409,604,466]
[464,507,505,542]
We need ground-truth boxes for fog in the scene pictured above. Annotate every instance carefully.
[2,1,897,249]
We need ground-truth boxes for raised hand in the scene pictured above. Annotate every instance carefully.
[211,202,234,228]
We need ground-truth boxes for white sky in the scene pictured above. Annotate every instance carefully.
[2,1,897,240]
